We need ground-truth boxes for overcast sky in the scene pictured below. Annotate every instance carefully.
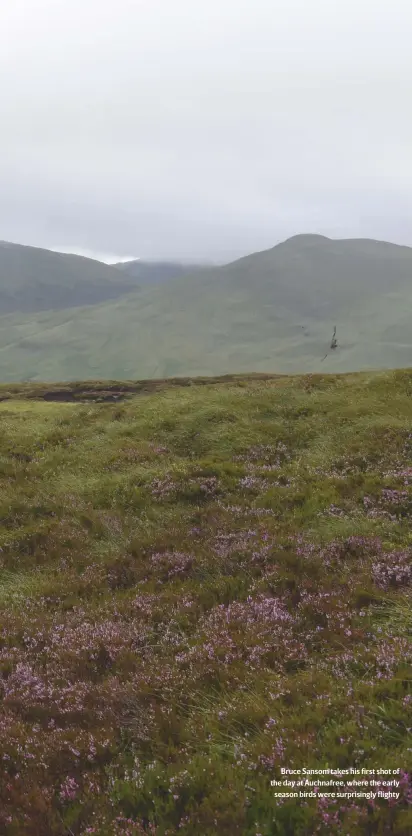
[0,0,411,263]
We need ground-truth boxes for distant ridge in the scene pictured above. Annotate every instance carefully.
[1,233,412,382]
[279,233,330,245]
[114,259,213,285]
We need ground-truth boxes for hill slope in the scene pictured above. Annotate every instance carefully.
[0,369,412,834]
[0,240,140,313]
[1,234,412,380]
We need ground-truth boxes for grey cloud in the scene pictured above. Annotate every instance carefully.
[0,0,411,260]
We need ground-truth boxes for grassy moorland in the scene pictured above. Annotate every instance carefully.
[0,370,412,835]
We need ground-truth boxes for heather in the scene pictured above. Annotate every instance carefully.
[0,370,412,835]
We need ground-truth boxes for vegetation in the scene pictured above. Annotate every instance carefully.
[0,369,412,834]
[2,235,412,381]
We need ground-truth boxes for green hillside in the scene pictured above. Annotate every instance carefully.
[0,240,139,313]
[1,234,412,382]
[0,370,412,834]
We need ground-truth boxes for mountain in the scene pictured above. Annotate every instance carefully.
[0,240,140,313]
[114,259,211,284]
[1,233,412,381]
